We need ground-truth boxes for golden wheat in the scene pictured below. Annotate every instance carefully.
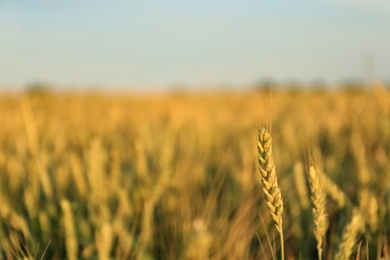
[359,189,379,232]
[308,166,328,260]
[0,89,389,259]
[335,209,366,260]
[257,127,284,259]
[97,222,114,260]
[293,162,310,209]
[61,199,78,260]
[320,172,347,209]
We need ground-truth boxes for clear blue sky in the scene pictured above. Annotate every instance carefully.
[1,1,389,90]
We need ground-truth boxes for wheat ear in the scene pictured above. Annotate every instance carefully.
[308,166,328,260]
[61,199,78,260]
[293,162,310,209]
[335,209,365,260]
[359,189,378,232]
[320,172,347,209]
[257,127,284,260]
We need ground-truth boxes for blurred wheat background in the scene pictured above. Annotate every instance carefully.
[0,83,389,259]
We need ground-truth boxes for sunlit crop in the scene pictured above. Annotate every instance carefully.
[0,85,389,259]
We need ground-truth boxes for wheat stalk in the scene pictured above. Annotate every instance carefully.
[257,127,284,260]
[308,166,328,260]
[335,209,365,260]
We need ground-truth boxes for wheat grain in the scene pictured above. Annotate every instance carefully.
[367,195,379,232]
[320,172,347,209]
[61,199,78,260]
[97,222,113,260]
[351,133,370,186]
[308,166,328,260]
[293,162,310,209]
[335,209,365,260]
[257,127,284,259]
[186,218,212,260]
[69,153,88,198]
[359,189,378,232]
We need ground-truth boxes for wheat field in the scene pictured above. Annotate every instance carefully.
[0,85,390,259]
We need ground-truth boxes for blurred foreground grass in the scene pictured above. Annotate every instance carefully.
[0,86,390,259]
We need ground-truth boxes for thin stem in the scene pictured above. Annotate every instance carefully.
[279,229,285,260]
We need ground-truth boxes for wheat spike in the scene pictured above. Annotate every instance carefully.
[366,195,378,232]
[97,222,113,260]
[61,199,78,260]
[359,189,378,232]
[335,209,365,260]
[351,133,371,186]
[308,166,328,260]
[257,127,284,259]
[293,162,310,209]
[320,172,347,209]
[186,218,212,260]
[69,153,88,198]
